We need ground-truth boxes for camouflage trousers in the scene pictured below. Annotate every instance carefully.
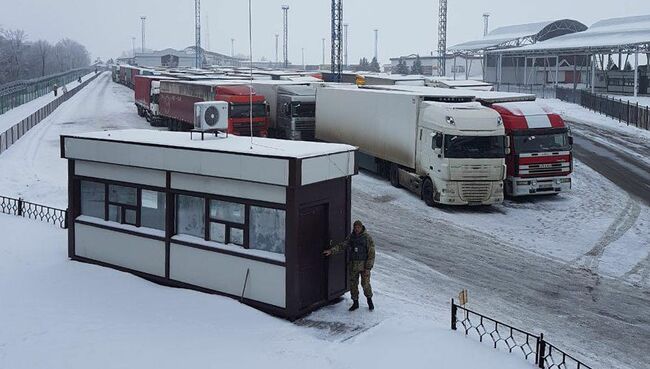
[349,261,373,300]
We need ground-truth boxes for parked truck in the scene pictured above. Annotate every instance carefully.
[159,80,269,136]
[474,92,573,196]
[316,87,507,206]
[251,81,316,140]
[362,85,574,197]
[134,75,177,126]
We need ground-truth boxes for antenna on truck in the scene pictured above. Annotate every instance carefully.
[248,0,254,149]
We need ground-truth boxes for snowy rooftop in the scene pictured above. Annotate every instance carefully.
[63,129,356,159]
[496,14,650,53]
[450,19,587,52]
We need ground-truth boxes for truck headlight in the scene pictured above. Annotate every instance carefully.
[446,116,455,125]
[516,180,530,186]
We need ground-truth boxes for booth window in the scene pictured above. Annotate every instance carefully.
[176,194,205,238]
[209,200,245,246]
[108,184,138,225]
[78,180,165,231]
[249,206,285,254]
[80,180,105,218]
[141,190,166,231]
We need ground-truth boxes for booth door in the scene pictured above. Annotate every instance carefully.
[297,204,328,310]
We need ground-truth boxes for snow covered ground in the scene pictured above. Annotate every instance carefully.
[608,94,650,108]
[0,72,95,134]
[0,72,649,368]
[0,214,532,369]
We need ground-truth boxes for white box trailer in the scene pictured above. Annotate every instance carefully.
[316,87,507,206]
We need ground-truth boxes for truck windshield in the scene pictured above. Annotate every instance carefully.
[444,135,505,159]
[513,132,570,153]
[292,102,316,118]
[230,103,267,119]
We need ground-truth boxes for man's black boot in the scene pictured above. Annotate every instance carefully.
[349,300,359,311]
[367,297,374,311]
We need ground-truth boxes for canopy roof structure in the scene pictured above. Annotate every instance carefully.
[494,15,650,55]
[449,19,587,53]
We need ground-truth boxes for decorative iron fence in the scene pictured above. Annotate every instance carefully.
[0,72,101,155]
[451,299,592,369]
[0,195,67,228]
[556,87,650,131]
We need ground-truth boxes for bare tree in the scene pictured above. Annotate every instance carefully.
[33,40,52,76]
[1,29,28,81]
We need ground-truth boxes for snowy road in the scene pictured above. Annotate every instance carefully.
[569,118,650,206]
[0,76,648,368]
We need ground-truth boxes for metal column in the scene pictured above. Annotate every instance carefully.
[555,56,559,86]
[591,54,596,94]
[523,57,527,85]
[634,48,639,97]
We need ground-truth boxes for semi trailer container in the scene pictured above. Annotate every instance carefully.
[159,80,269,136]
[134,75,177,126]
[316,87,508,206]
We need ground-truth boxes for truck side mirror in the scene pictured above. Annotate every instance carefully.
[505,147,511,155]
[568,136,574,145]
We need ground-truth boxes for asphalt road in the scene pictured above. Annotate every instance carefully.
[569,119,650,206]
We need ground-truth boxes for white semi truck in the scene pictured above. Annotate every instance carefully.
[316,87,508,206]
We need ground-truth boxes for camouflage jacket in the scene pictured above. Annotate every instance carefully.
[329,228,375,270]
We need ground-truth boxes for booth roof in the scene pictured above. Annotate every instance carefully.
[64,130,357,159]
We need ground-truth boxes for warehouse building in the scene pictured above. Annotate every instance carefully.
[61,130,357,319]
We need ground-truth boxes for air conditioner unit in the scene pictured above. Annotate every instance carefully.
[194,101,228,131]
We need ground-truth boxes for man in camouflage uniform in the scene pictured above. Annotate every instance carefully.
[324,220,375,311]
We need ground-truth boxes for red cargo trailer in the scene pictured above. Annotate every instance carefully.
[159,80,269,136]
[134,75,177,126]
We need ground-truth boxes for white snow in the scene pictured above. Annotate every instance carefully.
[67,129,356,159]
[0,213,531,369]
[0,72,95,134]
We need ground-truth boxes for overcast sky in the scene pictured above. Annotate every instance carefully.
[3,0,650,64]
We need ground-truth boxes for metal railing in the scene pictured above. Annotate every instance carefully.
[0,72,100,155]
[451,299,592,369]
[0,67,95,114]
[556,87,650,131]
[494,83,557,99]
[0,195,67,228]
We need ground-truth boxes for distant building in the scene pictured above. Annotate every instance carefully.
[389,55,483,79]
[133,47,244,68]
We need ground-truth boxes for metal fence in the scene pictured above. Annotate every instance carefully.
[451,299,592,369]
[0,67,95,114]
[556,87,650,131]
[494,84,557,99]
[0,195,67,228]
[0,72,100,155]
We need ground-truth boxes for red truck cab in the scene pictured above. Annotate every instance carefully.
[159,80,269,136]
[489,101,573,196]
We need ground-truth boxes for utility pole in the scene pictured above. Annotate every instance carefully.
[275,33,279,67]
[231,38,235,57]
[438,0,448,76]
[302,47,305,70]
[282,5,289,69]
[483,13,490,36]
[322,38,326,65]
[374,29,378,61]
[344,23,349,67]
[205,13,211,51]
[330,0,343,81]
[131,37,136,58]
[195,0,201,69]
[140,16,146,52]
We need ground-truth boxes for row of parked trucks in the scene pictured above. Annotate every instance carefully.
[112,64,573,206]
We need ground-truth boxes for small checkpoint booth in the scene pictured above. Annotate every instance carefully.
[61,130,357,319]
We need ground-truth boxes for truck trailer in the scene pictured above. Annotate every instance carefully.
[316,87,507,206]
[250,81,316,140]
[159,80,269,136]
[134,75,177,126]
[360,85,574,197]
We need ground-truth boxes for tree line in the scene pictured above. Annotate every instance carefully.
[0,28,91,85]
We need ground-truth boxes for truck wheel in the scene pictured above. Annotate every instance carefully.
[389,164,401,188]
[422,178,436,207]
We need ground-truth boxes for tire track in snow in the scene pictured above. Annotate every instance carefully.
[573,197,641,274]
[623,253,650,287]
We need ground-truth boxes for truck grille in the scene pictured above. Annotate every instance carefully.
[519,162,570,176]
[233,122,266,137]
[295,121,315,141]
[459,182,491,203]
[453,165,493,181]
